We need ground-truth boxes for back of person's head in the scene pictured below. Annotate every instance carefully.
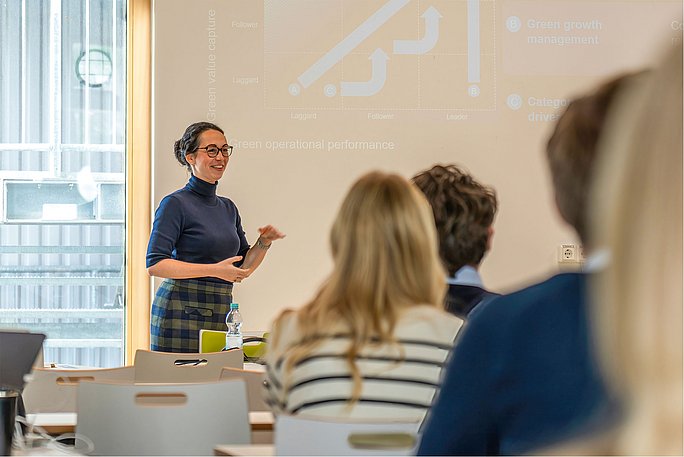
[277,171,446,397]
[411,164,497,276]
[546,75,632,245]
[325,171,446,331]
[586,43,683,455]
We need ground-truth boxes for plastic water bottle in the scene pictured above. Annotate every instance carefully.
[225,303,243,350]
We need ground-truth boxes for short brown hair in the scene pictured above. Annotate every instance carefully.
[412,165,497,276]
[546,74,632,243]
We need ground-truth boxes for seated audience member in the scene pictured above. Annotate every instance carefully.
[417,73,638,455]
[412,165,498,318]
[263,171,463,422]
[549,43,682,455]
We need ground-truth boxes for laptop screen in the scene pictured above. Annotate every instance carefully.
[0,331,46,391]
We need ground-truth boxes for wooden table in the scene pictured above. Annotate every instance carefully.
[243,362,266,372]
[214,444,275,456]
[247,411,274,431]
[25,412,76,435]
[27,411,274,435]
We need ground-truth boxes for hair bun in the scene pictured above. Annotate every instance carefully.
[173,139,187,166]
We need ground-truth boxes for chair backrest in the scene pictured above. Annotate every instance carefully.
[275,415,420,456]
[76,379,250,455]
[219,367,268,411]
[133,349,242,383]
[22,366,134,413]
[243,337,267,361]
[199,329,227,353]
[199,330,268,361]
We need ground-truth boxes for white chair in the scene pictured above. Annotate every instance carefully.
[22,366,134,413]
[219,367,268,411]
[275,414,420,456]
[76,379,251,455]
[133,349,242,383]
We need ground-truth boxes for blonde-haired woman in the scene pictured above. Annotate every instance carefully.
[584,42,682,455]
[264,171,463,421]
[544,43,683,455]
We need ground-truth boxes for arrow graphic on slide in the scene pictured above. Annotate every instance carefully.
[393,6,442,54]
[467,0,480,83]
[296,0,410,89]
[340,49,389,97]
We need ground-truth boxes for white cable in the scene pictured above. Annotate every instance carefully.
[13,415,95,455]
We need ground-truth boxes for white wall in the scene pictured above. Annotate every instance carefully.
[152,0,682,331]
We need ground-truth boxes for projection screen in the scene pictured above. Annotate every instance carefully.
[153,0,682,330]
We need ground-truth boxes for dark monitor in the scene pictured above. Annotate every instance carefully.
[0,331,46,392]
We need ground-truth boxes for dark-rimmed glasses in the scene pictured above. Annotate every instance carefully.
[195,144,233,158]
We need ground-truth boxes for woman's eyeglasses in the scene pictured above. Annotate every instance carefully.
[195,144,233,158]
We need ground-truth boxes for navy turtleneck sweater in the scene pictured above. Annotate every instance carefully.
[146,175,250,284]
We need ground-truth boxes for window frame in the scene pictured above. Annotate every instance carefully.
[125,0,152,364]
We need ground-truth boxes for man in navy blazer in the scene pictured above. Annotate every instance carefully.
[412,165,499,319]
[418,74,633,455]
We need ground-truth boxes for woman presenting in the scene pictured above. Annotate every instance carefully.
[146,121,284,352]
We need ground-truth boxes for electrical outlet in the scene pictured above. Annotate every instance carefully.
[558,243,578,263]
[578,245,586,262]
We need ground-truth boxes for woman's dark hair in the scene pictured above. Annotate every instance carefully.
[173,122,224,171]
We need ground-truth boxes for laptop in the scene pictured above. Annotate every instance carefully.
[0,330,46,391]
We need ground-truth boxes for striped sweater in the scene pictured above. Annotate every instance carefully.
[263,305,463,422]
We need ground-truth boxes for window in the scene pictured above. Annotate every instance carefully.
[0,0,127,368]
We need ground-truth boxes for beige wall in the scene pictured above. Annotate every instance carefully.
[152,0,681,331]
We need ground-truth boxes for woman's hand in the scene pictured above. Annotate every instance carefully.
[238,225,285,273]
[257,225,286,246]
[214,256,251,283]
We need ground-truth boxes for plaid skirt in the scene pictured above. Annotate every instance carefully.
[150,279,233,353]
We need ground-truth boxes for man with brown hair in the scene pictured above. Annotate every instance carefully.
[412,165,498,318]
[546,75,628,247]
[419,73,637,455]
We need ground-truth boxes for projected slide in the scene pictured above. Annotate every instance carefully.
[205,0,681,122]
[154,0,684,141]
[278,0,494,109]
[266,0,494,110]
[154,0,682,331]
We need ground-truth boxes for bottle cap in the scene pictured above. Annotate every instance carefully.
[230,303,239,310]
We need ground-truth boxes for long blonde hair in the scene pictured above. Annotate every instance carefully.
[587,43,683,454]
[275,171,446,399]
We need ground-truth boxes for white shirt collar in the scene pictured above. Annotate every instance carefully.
[583,248,611,273]
[447,265,484,287]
